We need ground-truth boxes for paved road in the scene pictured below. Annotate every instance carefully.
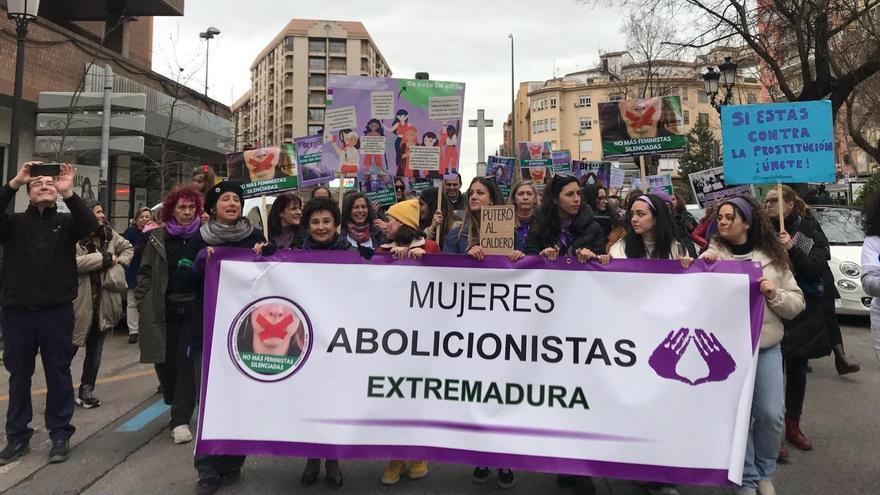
[1,319,877,495]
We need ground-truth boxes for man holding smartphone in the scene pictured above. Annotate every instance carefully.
[0,162,98,465]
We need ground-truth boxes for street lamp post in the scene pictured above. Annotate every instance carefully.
[508,34,515,159]
[199,26,221,98]
[702,56,738,114]
[5,0,41,187]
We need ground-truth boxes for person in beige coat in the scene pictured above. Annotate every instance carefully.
[701,197,805,495]
[72,201,133,409]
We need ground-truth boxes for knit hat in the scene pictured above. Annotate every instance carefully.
[206,181,244,213]
[387,199,420,230]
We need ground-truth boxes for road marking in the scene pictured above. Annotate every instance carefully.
[0,369,155,402]
[115,399,169,432]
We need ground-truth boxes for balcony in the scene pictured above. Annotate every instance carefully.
[328,60,347,74]
[41,0,184,19]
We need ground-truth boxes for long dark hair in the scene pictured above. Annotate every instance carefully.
[623,194,678,259]
[583,182,620,229]
[389,224,425,246]
[267,193,303,242]
[419,187,455,245]
[863,189,880,237]
[341,192,377,226]
[714,196,790,269]
[530,175,583,247]
[363,118,385,136]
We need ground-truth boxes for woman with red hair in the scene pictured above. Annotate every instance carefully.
[135,186,205,446]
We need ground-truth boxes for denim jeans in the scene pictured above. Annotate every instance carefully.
[742,344,784,489]
[79,326,107,387]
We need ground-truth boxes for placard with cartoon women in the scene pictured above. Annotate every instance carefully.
[321,76,466,182]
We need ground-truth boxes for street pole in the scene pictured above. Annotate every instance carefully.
[99,65,113,210]
[509,34,515,158]
[6,25,28,191]
[204,37,210,97]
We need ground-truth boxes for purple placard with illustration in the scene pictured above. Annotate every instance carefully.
[198,249,765,486]
[295,135,334,187]
[486,156,515,198]
[321,76,465,183]
[551,150,572,175]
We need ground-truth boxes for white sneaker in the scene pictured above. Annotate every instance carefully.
[757,480,776,495]
[171,425,193,444]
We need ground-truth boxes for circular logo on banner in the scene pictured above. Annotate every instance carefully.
[228,297,313,382]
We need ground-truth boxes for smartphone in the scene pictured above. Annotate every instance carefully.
[30,163,61,178]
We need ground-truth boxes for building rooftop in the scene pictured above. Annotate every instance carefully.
[231,90,251,111]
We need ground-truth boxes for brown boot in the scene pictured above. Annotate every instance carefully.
[777,441,789,463]
[785,417,812,451]
[833,344,860,375]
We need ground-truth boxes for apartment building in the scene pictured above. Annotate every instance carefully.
[233,19,391,148]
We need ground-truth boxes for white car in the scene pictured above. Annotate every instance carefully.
[813,206,870,316]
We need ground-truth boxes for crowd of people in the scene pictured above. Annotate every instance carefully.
[0,160,873,495]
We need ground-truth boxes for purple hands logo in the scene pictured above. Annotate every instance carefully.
[648,328,736,386]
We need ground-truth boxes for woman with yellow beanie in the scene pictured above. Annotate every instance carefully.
[377,198,438,486]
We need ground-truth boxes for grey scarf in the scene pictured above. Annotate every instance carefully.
[199,218,254,245]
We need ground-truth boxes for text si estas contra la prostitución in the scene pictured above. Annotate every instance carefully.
[326,281,638,410]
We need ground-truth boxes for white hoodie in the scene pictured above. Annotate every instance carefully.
[859,235,880,363]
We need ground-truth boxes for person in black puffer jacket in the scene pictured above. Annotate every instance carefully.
[765,185,844,459]
[186,181,265,495]
[525,175,607,260]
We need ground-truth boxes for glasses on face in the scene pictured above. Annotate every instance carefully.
[395,186,405,191]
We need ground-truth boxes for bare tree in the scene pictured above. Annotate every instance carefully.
[619,6,693,99]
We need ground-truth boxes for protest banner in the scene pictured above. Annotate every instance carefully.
[609,167,626,189]
[573,160,612,186]
[598,96,686,159]
[518,141,552,172]
[486,156,515,198]
[721,101,835,185]
[478,205,515,255]
[647,173,674,195]
[226,145,299,198]
[295,135,333,188]
[198,249,764,486]
[551,150,572,175]
[322,75,466,181]
[688,166,754,208]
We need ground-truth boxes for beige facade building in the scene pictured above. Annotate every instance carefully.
[505,50,764,177]
[232,19,391,149]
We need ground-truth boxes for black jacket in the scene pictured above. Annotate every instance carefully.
[779,213,835,359]
[524,206,607,256]
[0,185,98,308]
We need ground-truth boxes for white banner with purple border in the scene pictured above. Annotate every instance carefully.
[197,250,764,486]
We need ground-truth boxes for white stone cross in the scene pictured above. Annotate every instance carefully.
[468,109,494,169]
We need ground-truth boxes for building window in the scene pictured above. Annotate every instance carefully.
[683,110,690,125]
[329,40,347,54]
[680,87,688,101]
[308,108,325,122]
[532,119,548,134]
[329,59,346,71]
[309,74,326,87]
[309,91,325,105]
[308,125,323,136]
[550,97,557,109]
[698,112,710,124]
[579,117,592,131]
[309,39,325,53]
[746,92,758,104]
[550,118,557,131]
[578,95,591,107]
[579,140,593,154]
[283,37,294,51]
[309,58,326,71]
[608,92,623,102]
[698,91,708,104]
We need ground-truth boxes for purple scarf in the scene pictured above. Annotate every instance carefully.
[558,219,574,255]
[165,219,200,239]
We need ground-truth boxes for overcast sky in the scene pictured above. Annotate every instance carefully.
[152,0,625,183]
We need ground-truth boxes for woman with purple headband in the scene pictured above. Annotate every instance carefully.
[608,193,691,265]
[701,196,805,495]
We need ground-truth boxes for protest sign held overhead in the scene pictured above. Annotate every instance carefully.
[359,174,397,207]
[598,96,686,159]
[486,156,515,198]
[479,205,515,255]
[322,75,465,181]
[574,160,612,186]
[226,145,299,198]
[689,166,754,208]
[295,135,333,188]
[198,249,764,486]
[551,150,572,175]
[721,101,835,184]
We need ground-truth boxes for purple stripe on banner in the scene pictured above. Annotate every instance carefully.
[195,439,733,486]
[308,418,647,443]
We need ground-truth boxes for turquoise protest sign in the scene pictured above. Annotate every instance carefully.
[721,101,835,184]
